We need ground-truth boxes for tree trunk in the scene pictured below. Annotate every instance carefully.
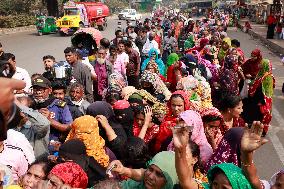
[46,0,59,17]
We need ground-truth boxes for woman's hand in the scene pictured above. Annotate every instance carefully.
[106,160,125,176]
[96,115,110,129]
[241,121,268,153]
[173,126,190,151]
[144,106,152,125]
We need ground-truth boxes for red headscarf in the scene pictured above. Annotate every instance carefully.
[153,90,191,152]
[242,49,262,78]
[50,162,88,188]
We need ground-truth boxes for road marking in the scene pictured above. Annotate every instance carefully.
[269,107,284,165]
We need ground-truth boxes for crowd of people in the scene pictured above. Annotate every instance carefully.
[0,9,282,189]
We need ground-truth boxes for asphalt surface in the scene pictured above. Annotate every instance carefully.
[0,16,283,179]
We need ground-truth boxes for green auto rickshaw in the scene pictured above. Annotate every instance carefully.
[35,16,57,36]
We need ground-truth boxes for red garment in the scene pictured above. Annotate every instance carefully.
[167,61,182,91]
[154,35,162,49]
[267,15,276,25]
[220,117,246,135]
[50,162,88,188]
[153,90,191,152]
[241,49,262,78]
[132,120,159,143]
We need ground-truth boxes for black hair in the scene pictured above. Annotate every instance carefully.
[104,91,121,105]
[64,47,77,54]
[2,53,15,61]
[134,104,145,116]
[28,160,54,179]
[211,167,226,183]
[231,39,240,47]
[42,55,55,62]
[0,42,2,48]
[124,40,132,48]
[109,45,117,52]
[171,93,185,102]
[123,136,152,169]
[117,40,125,46]
[218,93,242,112]
[70,82,84,91]
[31,73,42,81]
[202,115,222,123]
[52,80,67,93]
[100,38,110,49]
[92,179,121,189]
[115,30,122,36]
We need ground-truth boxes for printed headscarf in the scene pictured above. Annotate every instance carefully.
[204,163,252,189]
[255,59,274,97]
[50,162,88,188]
[242,49,262,78]
[140,70,172,101]
[120,151,178,189]
[141,48,166,76]
[122,86,138,100]
[66,115,109,167]
[218,37,231,61]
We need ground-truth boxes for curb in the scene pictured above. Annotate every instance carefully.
[0,25,36,36]
[237,22,284,56]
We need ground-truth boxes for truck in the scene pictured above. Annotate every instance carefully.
[56,1,110,35]
[118,9,136,20]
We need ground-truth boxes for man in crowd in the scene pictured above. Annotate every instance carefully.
[125,40,140,88]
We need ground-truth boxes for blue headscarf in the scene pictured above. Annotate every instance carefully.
[141,48,166,76]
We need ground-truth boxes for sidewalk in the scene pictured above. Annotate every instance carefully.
[237,19,284,56]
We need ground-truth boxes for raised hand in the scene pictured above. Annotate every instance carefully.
[172,124,190,150]
[241,121,268,153]
[96,115,109,129]
[144,106,153,125]
[106,160,125,177]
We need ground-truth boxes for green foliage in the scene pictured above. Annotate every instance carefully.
[0,15,36,28]
[0,0,37,15]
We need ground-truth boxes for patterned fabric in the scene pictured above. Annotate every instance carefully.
[122,86,138,100]
[50,162,88,188]
[133,121,160,143]
[141,48,166,76]
[140,70,172,101]
[66,115,109,167]
[113,100,130,110]
[204,163,253,189]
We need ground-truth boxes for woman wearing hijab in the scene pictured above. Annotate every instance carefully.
[113,100,134,137]
[184,34,195,51]
[140,70,172,101]
[217,37,231,64]
[218,55,240,96]
[243,59,275,135]
[242,49,263,80]
[47,162,88,188]
[141,48,165,76]
[166,54,184,92]
[59,139,107,187]
[86,101,127,159]
[145,61,166,82]
[108,151,178,189]
[66,115,110,167]
[153,91,191,153]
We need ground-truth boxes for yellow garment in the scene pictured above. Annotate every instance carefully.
[88,55,96,62]
[5,186,22,189]
[66,115,109,167]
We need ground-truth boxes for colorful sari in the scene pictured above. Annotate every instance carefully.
[249,59,275,133]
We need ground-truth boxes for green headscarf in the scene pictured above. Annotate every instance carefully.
[167,53,179,67]
[184,35,195,49]
[256,59,274,97]
[217,37,231,61]
[120,151,178,189]
[203,163,253,189]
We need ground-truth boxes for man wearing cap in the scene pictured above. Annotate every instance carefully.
[31,75,73,145]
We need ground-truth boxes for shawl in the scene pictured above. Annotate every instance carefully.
[140,70,172,101]
[141,48,166,76]
[203,163,253,189]
[94,61,108,96]
[204,128,244,172]
[180,110,213,163]
[50,162,88,188]
[120,151,178,189]
[184,35,195,49]
[242,49,262,78]
[217,37,231,62]
[66,115,109,167]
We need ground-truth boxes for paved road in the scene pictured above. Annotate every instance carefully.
[1,17,284,179]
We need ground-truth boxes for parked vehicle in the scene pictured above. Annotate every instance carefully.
[56,1,109,35]
[125,11,142,21]
[118,9,136,20]
[35,16,57,36]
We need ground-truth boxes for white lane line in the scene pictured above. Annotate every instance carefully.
[269,107,284,165]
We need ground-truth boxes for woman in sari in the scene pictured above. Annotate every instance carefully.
[241,49,263,80]
[153,90,191,153]
[242,59,275,135]
[141,48,165,77]
[217,37,231,64]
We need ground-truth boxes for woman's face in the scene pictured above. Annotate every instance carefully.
[136,113,145,127]
[147,64,156,74]
[222,41,229,50]
[144,164,166,189]
[212,172,232,189]
[47,173,64,189]
[171,96,185,117]
[229,101,243,118]
[22,164,46,189]
[204,120,221,133]
[272,174,284,189]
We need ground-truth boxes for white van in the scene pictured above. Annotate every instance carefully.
[118,9,136,20]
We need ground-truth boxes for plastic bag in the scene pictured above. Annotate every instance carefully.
[240,79,249,99]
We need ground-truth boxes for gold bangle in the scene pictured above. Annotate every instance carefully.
[241,160,254,167]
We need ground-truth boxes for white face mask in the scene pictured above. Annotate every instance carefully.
[97,58,105,65]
